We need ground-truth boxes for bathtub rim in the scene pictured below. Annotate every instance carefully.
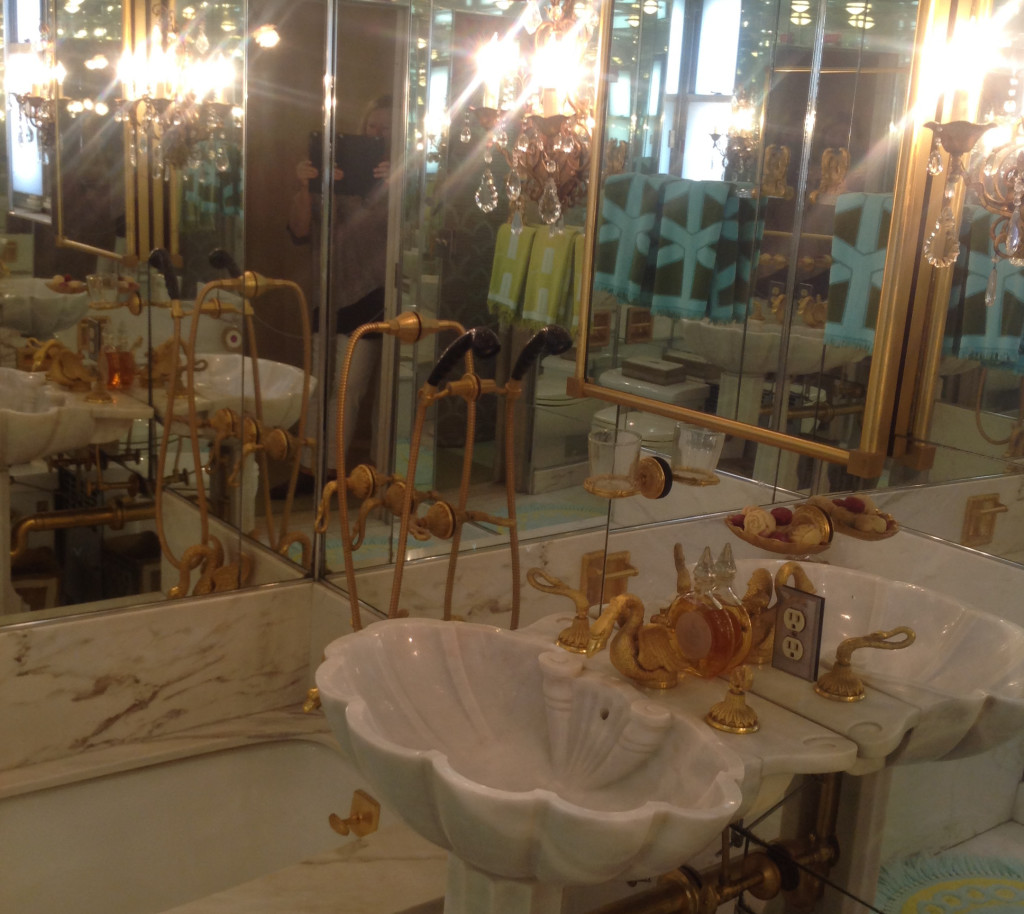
[0,707,336,800]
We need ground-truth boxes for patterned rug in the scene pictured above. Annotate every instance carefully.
[876,855,1024,913]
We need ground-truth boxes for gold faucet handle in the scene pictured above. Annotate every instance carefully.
[815,626,916,701]
[526,567,594,653]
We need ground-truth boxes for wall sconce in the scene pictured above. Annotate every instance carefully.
[922,120,994,269]
[464,0,597,232]
[6,26,65,154]
[116,9,241,175]
[709,94,760,184]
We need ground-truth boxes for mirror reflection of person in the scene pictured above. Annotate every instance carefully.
[288,94,393,474]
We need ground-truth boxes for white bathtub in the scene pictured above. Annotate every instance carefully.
[0,737,386,914]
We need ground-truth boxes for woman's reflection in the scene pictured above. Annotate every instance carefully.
[288,94,394,474]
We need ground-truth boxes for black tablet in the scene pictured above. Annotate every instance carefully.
[334,134,387,197]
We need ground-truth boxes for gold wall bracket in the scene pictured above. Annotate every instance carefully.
[329,789,381,838]
[581,549,638,607]
[961,493,1008,548]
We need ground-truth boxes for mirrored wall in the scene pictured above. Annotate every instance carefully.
[7,0,1024,626]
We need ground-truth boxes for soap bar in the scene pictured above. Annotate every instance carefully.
[621,357,688,386]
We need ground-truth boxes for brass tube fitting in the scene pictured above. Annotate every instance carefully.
[10,501,156,561]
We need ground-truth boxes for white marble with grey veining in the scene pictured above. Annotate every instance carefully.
[0,581,312,771]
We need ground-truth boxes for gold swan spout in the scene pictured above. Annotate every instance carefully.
[586,593,688,689]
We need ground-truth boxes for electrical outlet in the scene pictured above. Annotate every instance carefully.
[771,584,825,681]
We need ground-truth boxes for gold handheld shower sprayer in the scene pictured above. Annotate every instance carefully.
[329,312,476,631]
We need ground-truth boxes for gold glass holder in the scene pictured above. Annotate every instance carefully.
[584,455,672,499]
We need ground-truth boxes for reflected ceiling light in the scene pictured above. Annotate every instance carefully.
[642,0,659,14]
[790,0,811,26]
[84,55,109,70]
[465,0,597,230]
[252,25,280,48]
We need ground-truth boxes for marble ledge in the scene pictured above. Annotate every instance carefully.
[161,828,448,914]
[0,707,330,800]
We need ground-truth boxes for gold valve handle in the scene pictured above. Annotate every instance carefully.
[815,626,916,701]
[329,790,381,838]
[314,479,339,534]
[527,568,594,653]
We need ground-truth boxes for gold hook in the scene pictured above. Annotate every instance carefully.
[328,789,381,838]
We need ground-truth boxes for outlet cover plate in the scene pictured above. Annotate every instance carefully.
[771,584,825,681]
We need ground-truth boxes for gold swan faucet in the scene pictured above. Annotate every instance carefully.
[528,552,918,732]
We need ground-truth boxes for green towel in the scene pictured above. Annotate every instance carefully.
[521,226,581,329]
[487,224,538,322]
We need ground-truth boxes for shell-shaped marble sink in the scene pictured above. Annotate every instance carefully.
[741,560,1024,763]
[192,353,314,430]
[316,618,745,886]
[0,368,152,467]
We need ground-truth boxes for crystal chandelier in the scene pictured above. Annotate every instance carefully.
[116,6,241,176]
[6,25,64,154]
[463,0,597,232]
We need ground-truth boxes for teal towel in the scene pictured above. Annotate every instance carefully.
[593,173,673,303]
[522,226,581,329]
[487,224,538,322]
[944,205,1024,370]
[710,186,764,323]
[650,179,732,319]
[824,192,894,351]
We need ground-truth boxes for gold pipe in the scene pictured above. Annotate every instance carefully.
[336,316,468,630]
[54,237,130,264]
[855,0,951,471]
[588,773,843,914]
[573,0,615,388]
[578,381,850,464]
[10,501,155,561]
[441,392,476,621]
[907,0,993,455]
[502,379,524,630]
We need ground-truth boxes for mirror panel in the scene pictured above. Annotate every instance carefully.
[584,0,920,489]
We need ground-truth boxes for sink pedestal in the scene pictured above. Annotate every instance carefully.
[445,858,562,914]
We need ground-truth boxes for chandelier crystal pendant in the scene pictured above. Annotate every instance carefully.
[465,0,597,232]
[923,120,994,269]
[7,24,64,155]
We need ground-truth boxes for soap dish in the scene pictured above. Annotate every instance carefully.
[723,504,833,556]
[831,514,899,540]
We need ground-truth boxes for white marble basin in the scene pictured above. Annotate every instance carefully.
[192,353,314,429]
[0,368,154,467]
[675,319,867,376]
[0,277,90,337]
[316,618,745,897]
[742,560,1024,763]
